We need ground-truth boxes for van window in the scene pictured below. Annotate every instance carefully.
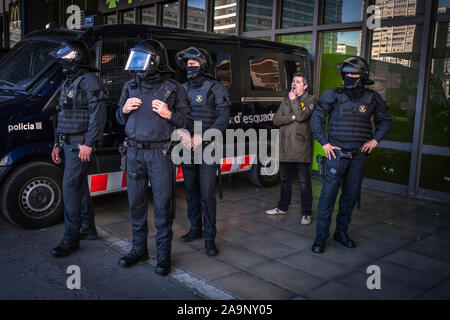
[100,39,140,100]
[249,57,280,91]
[285,59,309,83]
[214,52,231,90]
[0,40,59,91]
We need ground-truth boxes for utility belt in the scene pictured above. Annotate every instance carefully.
[337,149,363,159]
[316,149,365,177]
[124,138,169,150]
[58,133,85,147]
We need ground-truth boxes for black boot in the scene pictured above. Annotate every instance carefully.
[333,230,356,248]
[205,240,219,256]
[180,229,203,242]
[80,224,98,240]
[311,237,326,254]
[51,240,80,258]
[155,255,171,276]
[118,249,149,268]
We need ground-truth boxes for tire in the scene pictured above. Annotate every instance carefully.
[1,161,64,229]
[248,156,280,188]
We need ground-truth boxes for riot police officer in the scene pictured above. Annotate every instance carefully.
[50,40,107,257]
[116,40,192,275]
[310,56,392,253]
[175,47,231,256]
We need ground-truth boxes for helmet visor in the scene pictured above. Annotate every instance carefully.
[50,44,78,61]
[125,50,158,71]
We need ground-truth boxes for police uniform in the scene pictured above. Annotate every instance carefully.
[176,47,231,256]
[50,40,107,257]
[310,56,392,253]
[116,40,192,275]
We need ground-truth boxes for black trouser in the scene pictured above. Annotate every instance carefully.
[62,141,95,243]
[182,162,217,240]
[126,146,174,257]
[277,162,313,216]
[316,150,367,239]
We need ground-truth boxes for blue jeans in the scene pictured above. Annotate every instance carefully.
[62,142,94,243]
[277,162,313,215]
[315,150,367,239]
[126,147,174,257]
[182,162,217,240]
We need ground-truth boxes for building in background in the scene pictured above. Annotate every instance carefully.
[0,0,448,203]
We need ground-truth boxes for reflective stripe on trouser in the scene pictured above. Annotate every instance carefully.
[126,147,173,256]
[62,142,94,242]
[315,151,367,239]
[182,162,217,240]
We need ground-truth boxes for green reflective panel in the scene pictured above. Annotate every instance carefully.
[424,22,450,148]
[368,24,422,143]
[323,0,363,24]
[365,149,411,185]
[419,154,450,193]
[312,31,361,171]
[282,0,314,28]
[244,0,273,32]
[279,33,313,53]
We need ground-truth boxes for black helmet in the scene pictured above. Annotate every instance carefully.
[50,40,94,73]
[125,39,174,74]
[175,47,216,79]
[337,56,374,85]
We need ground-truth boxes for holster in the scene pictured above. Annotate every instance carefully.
[316,155,327,177]
[119,142,127,171]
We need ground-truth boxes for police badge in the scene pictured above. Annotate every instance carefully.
[359,105,367,113]
[196,95,203,103]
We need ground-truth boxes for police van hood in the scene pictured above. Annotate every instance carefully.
[0,91,28,111]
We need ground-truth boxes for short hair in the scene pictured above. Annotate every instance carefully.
[293,73,309,87]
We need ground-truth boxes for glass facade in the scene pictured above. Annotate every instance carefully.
[162,1,179,28]
[141,6,156,25]
[438,0,450,13]
[122,10,135,24]
[376,0,426,19]
[279,33,313,53]
[214,0,237,34]
[424,22,450,148]
[322,0,364,24]
[105,14,117,25]
[282,0,314,28]
[187,0,206,31]
[244,0,274,32]
[369,25,423,143]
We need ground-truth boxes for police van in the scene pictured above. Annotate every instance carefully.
[0,24,311,229]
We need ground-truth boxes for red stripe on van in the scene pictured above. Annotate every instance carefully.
[221,158,232,172]
[121,171,127,188]
[90,174,108,192]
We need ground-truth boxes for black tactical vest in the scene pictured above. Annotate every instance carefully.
[56,74,90,135]
[327,89,374,143]
[183,80,216,131]
[125,78,177,142]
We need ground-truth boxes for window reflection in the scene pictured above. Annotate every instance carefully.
[214,0,237,34]
[282,0,314,28]
[141,6,156,25]
[244,0,273,32]
[249,57,280,91]
[187,0,206,31]
[375,0,426,19]
[163,2,179,28]
[322,0,363,24]
[424,22,450,147]
[122,10,134,24]
[369,25,423,143]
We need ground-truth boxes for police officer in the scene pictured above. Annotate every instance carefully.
[116,40,192,275]
[50,40,107,257]
[175,47,231,256]
[310,56,392,253]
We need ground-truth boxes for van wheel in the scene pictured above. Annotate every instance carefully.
[1,162,63,229]
[248,157,280,188]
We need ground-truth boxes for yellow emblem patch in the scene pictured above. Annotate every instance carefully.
[359,105,367,113]
[196,95,203,103]
[301,102,305,110]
